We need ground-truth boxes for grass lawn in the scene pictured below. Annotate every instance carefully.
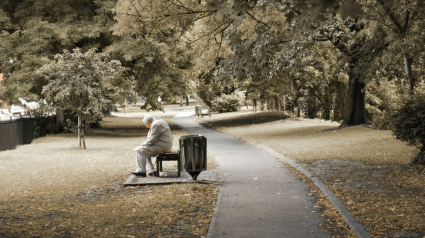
[197,111,425,238]
[0,107,218,237]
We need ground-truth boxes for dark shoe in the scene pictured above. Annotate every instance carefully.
[131,172,146,177]
[147,171,157,176]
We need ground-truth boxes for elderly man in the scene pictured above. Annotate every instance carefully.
[132,115,173,177]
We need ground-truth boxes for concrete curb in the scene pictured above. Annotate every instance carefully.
[254,143,372,238]
[206,183,223,238]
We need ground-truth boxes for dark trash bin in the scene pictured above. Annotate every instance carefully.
[179,134,207,180]
[195,105,202,118]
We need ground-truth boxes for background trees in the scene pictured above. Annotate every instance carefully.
[0,0,116,104]
[1,0,424,162]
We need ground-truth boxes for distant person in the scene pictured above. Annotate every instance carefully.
[132,115,173,177]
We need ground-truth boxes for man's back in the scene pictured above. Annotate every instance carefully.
[149,118,172,148]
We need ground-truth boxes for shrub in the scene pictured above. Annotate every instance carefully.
[34,113,60,138]
[211,94,241,113]
[366,81,399,129]
[391,93,425,164]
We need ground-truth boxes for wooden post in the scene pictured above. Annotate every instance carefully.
[78,115,81,148]
[82,126,86,149]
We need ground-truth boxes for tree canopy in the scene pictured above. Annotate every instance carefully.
[1,0,425,162]
[0,0,117,103]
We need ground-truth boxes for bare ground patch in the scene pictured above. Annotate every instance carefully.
[201,111,424,237]
[302,160,425,238]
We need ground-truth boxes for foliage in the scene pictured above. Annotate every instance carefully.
[366,80,401,129]
[106,36,188,110]
[197,63,238,109]
[37,48,128,147]
[33,114,60,138]
[0,0,116,104]
[111,0,235,110]
[362,0,425,94]
[28,100,63,138]
[211,94,241,113]
[392,92,425,164]
[2,0,425,130]
[0,0,193,113]
[111,0,424,128]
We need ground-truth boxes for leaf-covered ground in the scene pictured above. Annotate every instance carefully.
[0,109,218,237]
[197,111,425,238]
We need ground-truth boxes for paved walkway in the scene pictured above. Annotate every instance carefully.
[173,112,332,238]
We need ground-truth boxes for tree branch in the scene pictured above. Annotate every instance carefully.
[277,39,292,44]
[312,37,329,41]
[186,22,230,44]
[246,11,271,29]
[116,10,212,19]
[193,11,216,22]
[130,1,142,17]
[402,10,410,34]
[216,30,224,57]
[376,0,403,33]
[366,16,399,33]
[361,5,400,33]
[309,87,329,110]
[170,0,194,12]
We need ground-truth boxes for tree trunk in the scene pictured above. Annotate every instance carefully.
[56,108,65,128]
[404,54,414,97]
[333,82,346,121]
[78,115,82,148]
[276,96,281,111]
[186,95,189,106]
[339,73,366,128]
[323,92,331,121]
[413,147,425,165]
[307,92,317,119]
[81,125,86,149]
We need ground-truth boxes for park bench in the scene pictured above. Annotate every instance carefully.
[156,150,181,177]
[201,109,211,118]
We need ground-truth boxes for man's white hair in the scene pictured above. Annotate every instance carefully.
[143,115,154,124]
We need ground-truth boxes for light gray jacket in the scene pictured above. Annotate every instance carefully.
[134,118,173,157]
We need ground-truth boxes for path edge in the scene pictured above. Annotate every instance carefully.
[254,143,372,238]
[206,181,223,238]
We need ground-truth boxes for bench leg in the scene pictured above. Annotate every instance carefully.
[156,159,160,177]
[177,159,181,177]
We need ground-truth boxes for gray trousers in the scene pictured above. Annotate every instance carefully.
[135,152,155,172]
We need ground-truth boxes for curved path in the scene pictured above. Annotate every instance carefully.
[173,112,332,238]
